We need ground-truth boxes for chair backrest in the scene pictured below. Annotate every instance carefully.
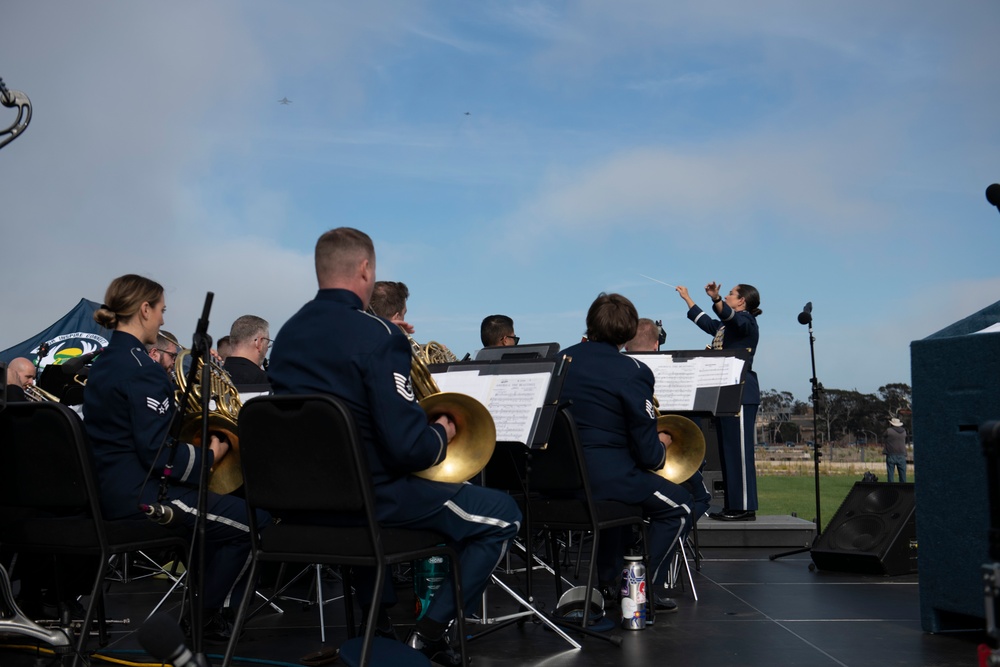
[237,394,374,519]
[530,406,592,497]
[0,402,95,511]
[0,402,108,549]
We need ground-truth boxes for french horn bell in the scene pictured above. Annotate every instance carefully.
[653,414,707,484]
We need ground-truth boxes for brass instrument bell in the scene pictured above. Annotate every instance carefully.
[652,413,707,484]
[173,350,244,495]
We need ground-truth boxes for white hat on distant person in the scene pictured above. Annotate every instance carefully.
[889,417,903,427]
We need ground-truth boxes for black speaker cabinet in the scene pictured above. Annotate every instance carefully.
[810,482,917,576]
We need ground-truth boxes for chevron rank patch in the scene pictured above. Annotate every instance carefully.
[394,372,415,401]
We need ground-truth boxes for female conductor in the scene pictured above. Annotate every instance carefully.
[676,282,762,521]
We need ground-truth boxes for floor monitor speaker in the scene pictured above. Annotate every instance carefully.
[810,482,917,576]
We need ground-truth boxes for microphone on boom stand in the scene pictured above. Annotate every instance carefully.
[987,184,1000,215]
[770,300,824,563]
[797,302,813,325]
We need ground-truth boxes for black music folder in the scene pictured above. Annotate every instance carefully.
[429,355,568,449]
[625,349,749,417]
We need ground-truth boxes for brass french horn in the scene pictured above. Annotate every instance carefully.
[173,350,243,495]
[406,333,496,484]
[651,397,706,484]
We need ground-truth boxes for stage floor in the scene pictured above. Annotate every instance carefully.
[0,544,986,667]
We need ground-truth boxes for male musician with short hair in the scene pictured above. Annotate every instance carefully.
[223,315,270,387]
[369,280,414,334]
[480,314,517,347]
[269,227,521,666]
[5,357,36,402]
[216,335,232,361]
[558,294,697,613]
[147,330,181,376]
[624,318,662,353]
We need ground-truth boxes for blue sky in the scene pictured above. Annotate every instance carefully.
[1,1,998,402]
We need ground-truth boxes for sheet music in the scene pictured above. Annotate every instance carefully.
[486,374,550,443]
[630,353,745,412]
[433,369,552,444]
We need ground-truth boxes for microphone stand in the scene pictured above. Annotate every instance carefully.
[770,311,823,561]
[188,293,215,656]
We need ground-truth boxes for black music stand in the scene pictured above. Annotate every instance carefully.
[475,342,560,361]
[430,356,582,648]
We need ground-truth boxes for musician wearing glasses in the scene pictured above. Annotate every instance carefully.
[83,274,264,642]
[480,314,518,347]
[147,329,181,377]
[676,282,763,522]
[269,228,521,667]
[222,315,270,387]
[558,293,700,613]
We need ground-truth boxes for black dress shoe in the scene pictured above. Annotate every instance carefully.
[202,609,234,643]
[653,594,678,612]
[405,629,463,667]
[709,510,756,522]
[598,583,619,609]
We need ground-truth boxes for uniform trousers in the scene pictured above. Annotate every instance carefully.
[596,472,698,588]
[308,483,521,625]
[164,488,265,610]
[716,405,759,512]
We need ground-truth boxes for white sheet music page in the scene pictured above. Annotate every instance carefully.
[630,353,745,412]
[487,373,551,443]
[432,370,552,444]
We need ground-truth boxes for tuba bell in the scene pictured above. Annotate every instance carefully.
[173,350,243,495]
[650,397,706,484]
[406,332,495,484]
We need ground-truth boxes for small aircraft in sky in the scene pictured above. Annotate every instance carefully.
[278,97,292,105]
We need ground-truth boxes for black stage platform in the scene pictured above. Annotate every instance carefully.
[0,533,985,667]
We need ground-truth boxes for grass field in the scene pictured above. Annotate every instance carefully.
[756,473,915,532]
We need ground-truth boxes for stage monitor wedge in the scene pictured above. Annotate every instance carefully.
[810,481,917,576]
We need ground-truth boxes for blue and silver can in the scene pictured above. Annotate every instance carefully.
[619,555,647,630]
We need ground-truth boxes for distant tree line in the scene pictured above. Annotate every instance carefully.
[758,383,912,446]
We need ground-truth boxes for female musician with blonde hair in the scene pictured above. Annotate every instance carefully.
[83,274,261,641]
[676,281,762,521]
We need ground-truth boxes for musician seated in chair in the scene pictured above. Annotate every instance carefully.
[558,294,707,613]
[84,274,267,642]
[369,279,414,334]
[4,357,36,402]
[269,227,521,667]
[222,315,271,387]
[480,314,517,347]
[146,329,181,378]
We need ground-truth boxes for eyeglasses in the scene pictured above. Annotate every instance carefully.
[503,335,520,345]
[257,337,274,349]
[157,348,179,362]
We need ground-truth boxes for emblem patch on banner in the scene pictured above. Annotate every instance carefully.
[394,372,415,401]
[645,399,656,419]
[146,397,170,415]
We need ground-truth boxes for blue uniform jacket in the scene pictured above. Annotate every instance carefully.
[84,330,210,519]
[557,340,667,504]
[687,303,760,405]
[267,289,454,522]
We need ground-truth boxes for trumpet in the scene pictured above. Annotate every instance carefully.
[406,332,496,484]
[651,397,706,484]
[24,382,60,402]
[173,350,243,495]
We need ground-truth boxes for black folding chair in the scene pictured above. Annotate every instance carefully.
[224,394,468,667]
[0,402,188,667]
[527,406,654,636]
